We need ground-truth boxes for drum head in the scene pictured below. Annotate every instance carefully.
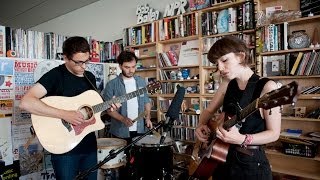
[134,135,173,147]
[97,138,126,149]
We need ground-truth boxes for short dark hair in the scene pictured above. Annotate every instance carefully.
[208,36,249,65]
[63,36,90,60]
[117,51,138,65]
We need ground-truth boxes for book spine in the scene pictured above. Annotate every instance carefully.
[0,25,6,57]
[228,7,237,32]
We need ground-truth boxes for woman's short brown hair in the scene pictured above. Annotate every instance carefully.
[207,36,250,65]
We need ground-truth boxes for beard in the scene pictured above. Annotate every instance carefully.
[122,71,134,78]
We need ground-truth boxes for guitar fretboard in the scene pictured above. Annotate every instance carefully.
[92,87,148,113]
[223,99,259,129]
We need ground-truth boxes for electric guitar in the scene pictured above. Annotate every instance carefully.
[189,81,300,179]
[31,81,161,154]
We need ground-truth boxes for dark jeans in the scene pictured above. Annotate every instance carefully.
[213,146,272,180]
[51,151,97,180]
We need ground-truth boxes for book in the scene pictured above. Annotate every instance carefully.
[189,0,211,11]
[228,7,237,32]
[290,52,304,75]
[265,6,282,20]
[0,25,6,57]
[262,55,286,77]
[166,50,178,66]
[217,9,229,33]
[178,40,199,66]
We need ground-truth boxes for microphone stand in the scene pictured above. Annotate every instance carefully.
[75,120,167,180]
[159,116,175,144]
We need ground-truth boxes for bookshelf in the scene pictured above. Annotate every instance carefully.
[123,0,320,178]
[257,0,320,179]
[123,0,257,143]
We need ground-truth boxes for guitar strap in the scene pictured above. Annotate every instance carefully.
[237,74,259,126]
[238,74,270,123]
[239,74,260,108]
[84,72,106,101]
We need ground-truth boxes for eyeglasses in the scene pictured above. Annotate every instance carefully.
[70,59,90,66]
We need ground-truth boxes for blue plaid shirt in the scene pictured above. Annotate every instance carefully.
[102,74,150,138]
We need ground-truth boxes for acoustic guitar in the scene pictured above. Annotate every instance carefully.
[31,81,161,154]
[189,81,300,179]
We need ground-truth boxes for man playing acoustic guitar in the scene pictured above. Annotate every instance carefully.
[20,36,120,180]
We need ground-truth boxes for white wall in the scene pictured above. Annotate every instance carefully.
[31,0,178,41]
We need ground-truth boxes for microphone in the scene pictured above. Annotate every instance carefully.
[160,85,185,144]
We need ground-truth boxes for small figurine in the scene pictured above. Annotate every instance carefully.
[108,66,118,81]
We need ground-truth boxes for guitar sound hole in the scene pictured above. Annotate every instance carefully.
[78,105,94,120]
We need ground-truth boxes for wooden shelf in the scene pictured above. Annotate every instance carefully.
[127,22,154,29]
[266,149,320,162]
[139,55,156,60]
[160,79,199,83]
[201,94,215,97]
[258,47,320,56]
[280,135,320,142]
[269,75,320,79]
[158,35,199,44]
[282,116,320,122]
[265,149,320,179]
[202,66,217,69]
[298,94,320,100]
[200,0,246,13]
[136,67,157,72]
[159,94,200,98]
[288,14,320,25]
[125,42,156,49]
[257,15,320,27]
[201,29,255,39]
[160,65,199,69]
[270,165,320,180]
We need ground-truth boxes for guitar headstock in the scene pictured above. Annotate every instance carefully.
[258,81,300,110]
[147,81,162,94]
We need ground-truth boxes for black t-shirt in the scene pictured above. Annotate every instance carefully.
[223,74,270,134]
[38,64,97,154]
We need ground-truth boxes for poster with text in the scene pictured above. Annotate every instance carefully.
[0,160,20,180]
[11,124,43,176]
[0,99,13,117]
[0,59,14,76]
[13,60,38,124]
[0,117,14,166]
[19,168,55,180]
[0,74,14,100]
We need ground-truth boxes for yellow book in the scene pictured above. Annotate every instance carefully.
[141,26,146,44]
[290,52,304,75]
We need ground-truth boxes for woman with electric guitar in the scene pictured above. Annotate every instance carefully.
[193,36,283,180]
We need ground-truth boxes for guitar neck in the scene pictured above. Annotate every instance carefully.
[223,99,259,129]
[92,87,148,113]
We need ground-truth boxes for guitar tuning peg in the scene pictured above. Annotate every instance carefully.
[269,109,272,115]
